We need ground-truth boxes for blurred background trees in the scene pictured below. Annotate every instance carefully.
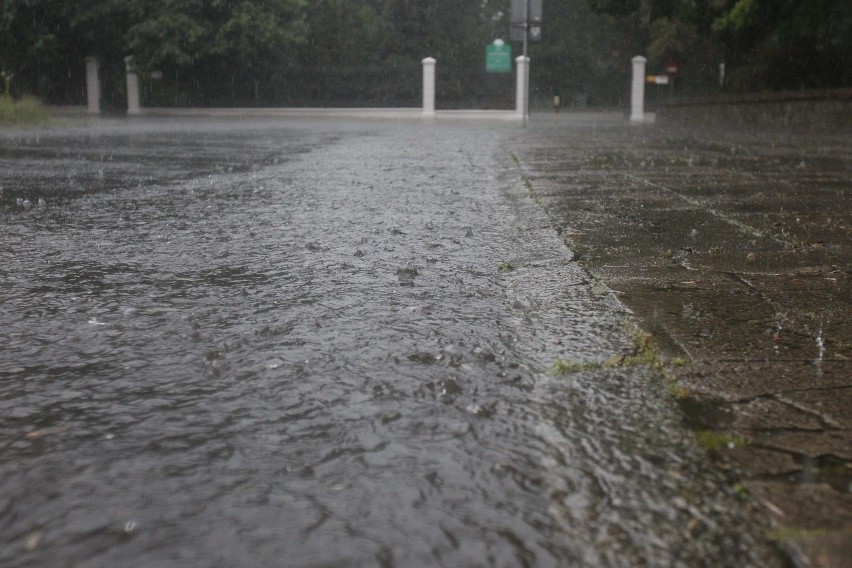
[588,0,852,94]
[0,0,848,109]
[710,0,852,90]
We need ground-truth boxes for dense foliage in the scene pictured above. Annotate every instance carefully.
[711,0,852,90]
[0,0,848,109]
[0,0,309,107]
[0,95,49,125]
[589,0,852,92]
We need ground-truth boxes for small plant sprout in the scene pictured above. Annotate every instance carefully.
[550,322,671,376]
[695,430,749,451]
[549,358,599,374]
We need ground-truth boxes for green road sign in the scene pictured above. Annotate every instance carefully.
[485,40,512,73]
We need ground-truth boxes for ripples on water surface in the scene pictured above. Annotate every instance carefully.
[0,119,781,567]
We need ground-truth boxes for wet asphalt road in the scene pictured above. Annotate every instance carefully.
[1,117,783,567]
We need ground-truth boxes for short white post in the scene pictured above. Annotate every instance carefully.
[124,55,141,116]
[515,55,529,120]
[85,57,100,114]
[630,55,647,123]
[422,57,436,116]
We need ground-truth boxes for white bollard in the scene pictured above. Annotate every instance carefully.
[85,57,101,114]
[630,55,647,123]
[515,55,529,120]
[124,55,141,116]
[422,57,436,116]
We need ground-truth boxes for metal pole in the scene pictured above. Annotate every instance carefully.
[522,0,529,128]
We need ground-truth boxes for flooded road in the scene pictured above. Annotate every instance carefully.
[1,118,782,567]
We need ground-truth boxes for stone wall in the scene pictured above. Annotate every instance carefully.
[656,89,852,132]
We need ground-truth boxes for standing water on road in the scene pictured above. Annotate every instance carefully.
[1,118,782,567]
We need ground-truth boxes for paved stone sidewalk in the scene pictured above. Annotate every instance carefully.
[507,112,851,568]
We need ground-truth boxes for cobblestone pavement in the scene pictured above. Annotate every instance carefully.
[507,112,851,568]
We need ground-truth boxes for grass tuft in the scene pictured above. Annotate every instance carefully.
[0,96,49,126]
[695,430,749,451]
[549,358,599,374]
[666,381,692,399]
[622,323,664,371]
[549,322,671,376]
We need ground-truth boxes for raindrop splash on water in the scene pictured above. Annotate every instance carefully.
[0,119,786,568]
[814,327,825,377]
